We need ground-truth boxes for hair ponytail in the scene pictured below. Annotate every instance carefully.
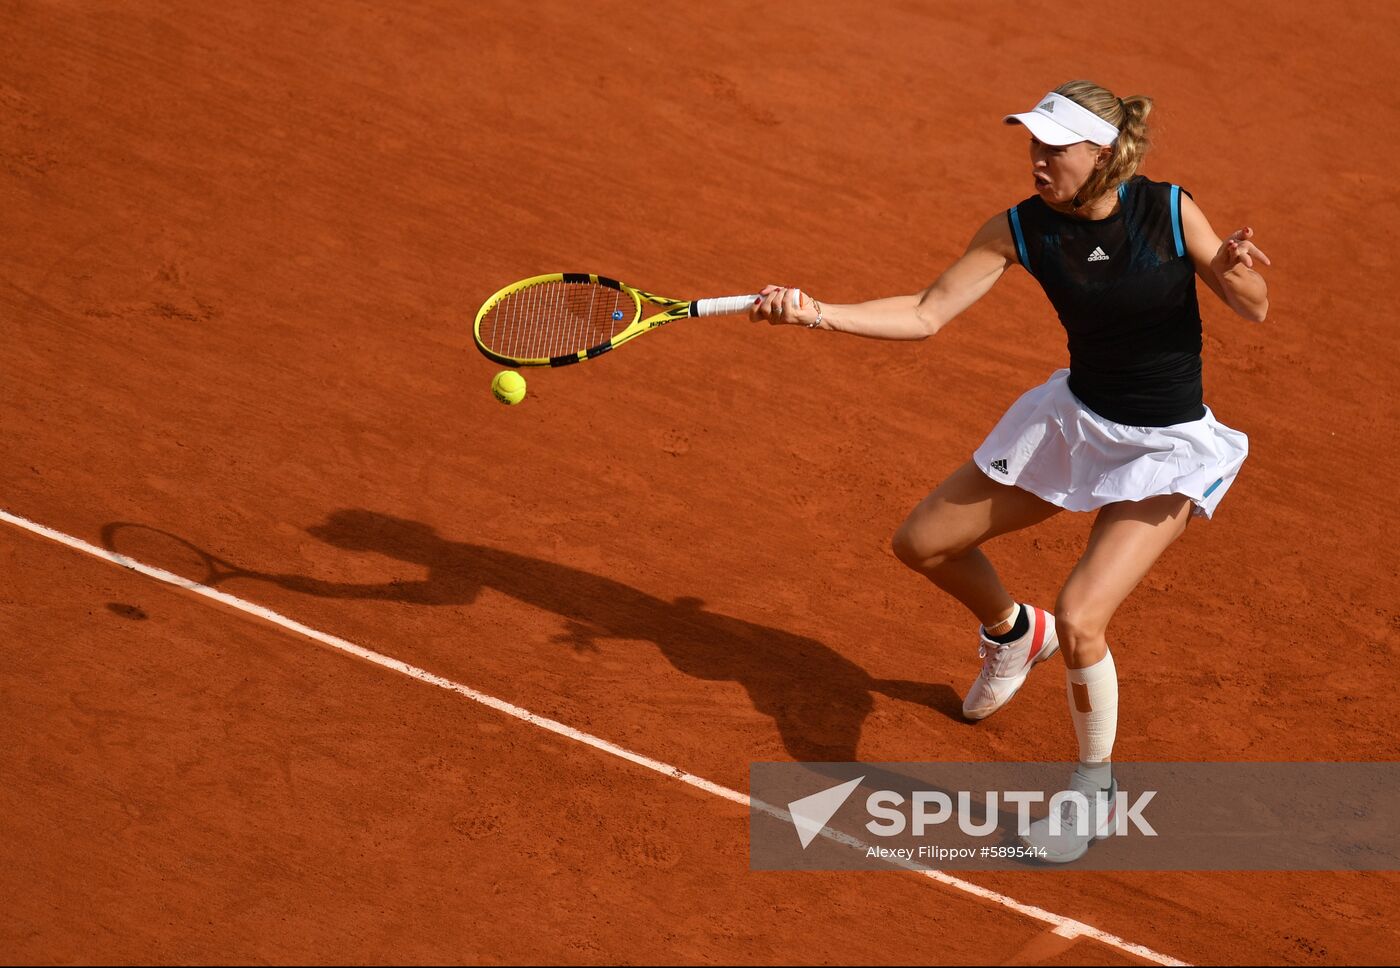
[1053,80,1153,209]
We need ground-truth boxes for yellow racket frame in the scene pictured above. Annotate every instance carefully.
[474,273,706,368]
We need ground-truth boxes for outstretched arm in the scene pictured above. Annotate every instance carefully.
[1181,194,1271,323]
[750,213,1018,340]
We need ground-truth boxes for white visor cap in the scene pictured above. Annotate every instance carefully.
[1004,92,1119,147]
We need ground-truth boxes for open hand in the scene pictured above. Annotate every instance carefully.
[1218,226,1271,271]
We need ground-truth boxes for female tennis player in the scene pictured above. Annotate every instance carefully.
[751,80,1270,862]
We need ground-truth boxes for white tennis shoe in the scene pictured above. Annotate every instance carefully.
[1021,769,1118,863]
[961,604,1059,720]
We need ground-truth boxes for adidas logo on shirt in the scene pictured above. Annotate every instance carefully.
[1087,246,1110,262]
[990,458,1009,475]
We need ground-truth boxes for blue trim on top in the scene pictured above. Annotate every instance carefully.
[1170,184,1185,257]
[1117,182,1127,202]
[1202,476,1224,499]
[1008,206,1029,269]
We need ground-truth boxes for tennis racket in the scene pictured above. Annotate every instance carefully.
[473,273,769,368]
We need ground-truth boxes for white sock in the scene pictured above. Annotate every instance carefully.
[985,603,1020,637]
[1066,649,1117,788]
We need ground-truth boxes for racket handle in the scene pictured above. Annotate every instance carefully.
[694,294,762,317]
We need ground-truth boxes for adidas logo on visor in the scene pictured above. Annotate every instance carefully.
[1039,101,1055,112]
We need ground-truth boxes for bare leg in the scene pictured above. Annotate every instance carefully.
[1056,493,1194,668]
[892,461,1062,625]
[1050,493,1194,787]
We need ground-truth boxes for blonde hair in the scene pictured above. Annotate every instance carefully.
[1053,80,1153,209]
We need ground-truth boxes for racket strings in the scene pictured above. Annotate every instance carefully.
[483,281,635,360]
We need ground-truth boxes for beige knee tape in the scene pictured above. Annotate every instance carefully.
[1066,649,1118,764]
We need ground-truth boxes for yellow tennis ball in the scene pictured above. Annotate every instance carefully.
[491,369,526,406]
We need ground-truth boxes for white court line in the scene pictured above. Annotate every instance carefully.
[1,506,1186,967]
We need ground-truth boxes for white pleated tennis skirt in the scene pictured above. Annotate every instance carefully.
[972,369,1248,519]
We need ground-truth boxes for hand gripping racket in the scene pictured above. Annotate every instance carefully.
[473,273,765,368]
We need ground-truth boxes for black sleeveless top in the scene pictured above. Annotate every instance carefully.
[1007,174,1206,426]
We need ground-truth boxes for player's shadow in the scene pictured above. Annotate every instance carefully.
[224,509,965,760]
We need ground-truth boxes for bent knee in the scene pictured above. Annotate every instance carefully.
[1053,602,1110,646]
[892,522,965,571]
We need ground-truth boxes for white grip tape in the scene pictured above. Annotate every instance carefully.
[694,294,761,317]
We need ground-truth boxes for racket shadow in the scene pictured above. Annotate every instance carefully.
[106,509,967,760]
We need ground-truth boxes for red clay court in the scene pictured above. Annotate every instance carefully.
[3,1,1398,963]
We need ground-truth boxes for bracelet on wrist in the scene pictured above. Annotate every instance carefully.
[807,300,824,329]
